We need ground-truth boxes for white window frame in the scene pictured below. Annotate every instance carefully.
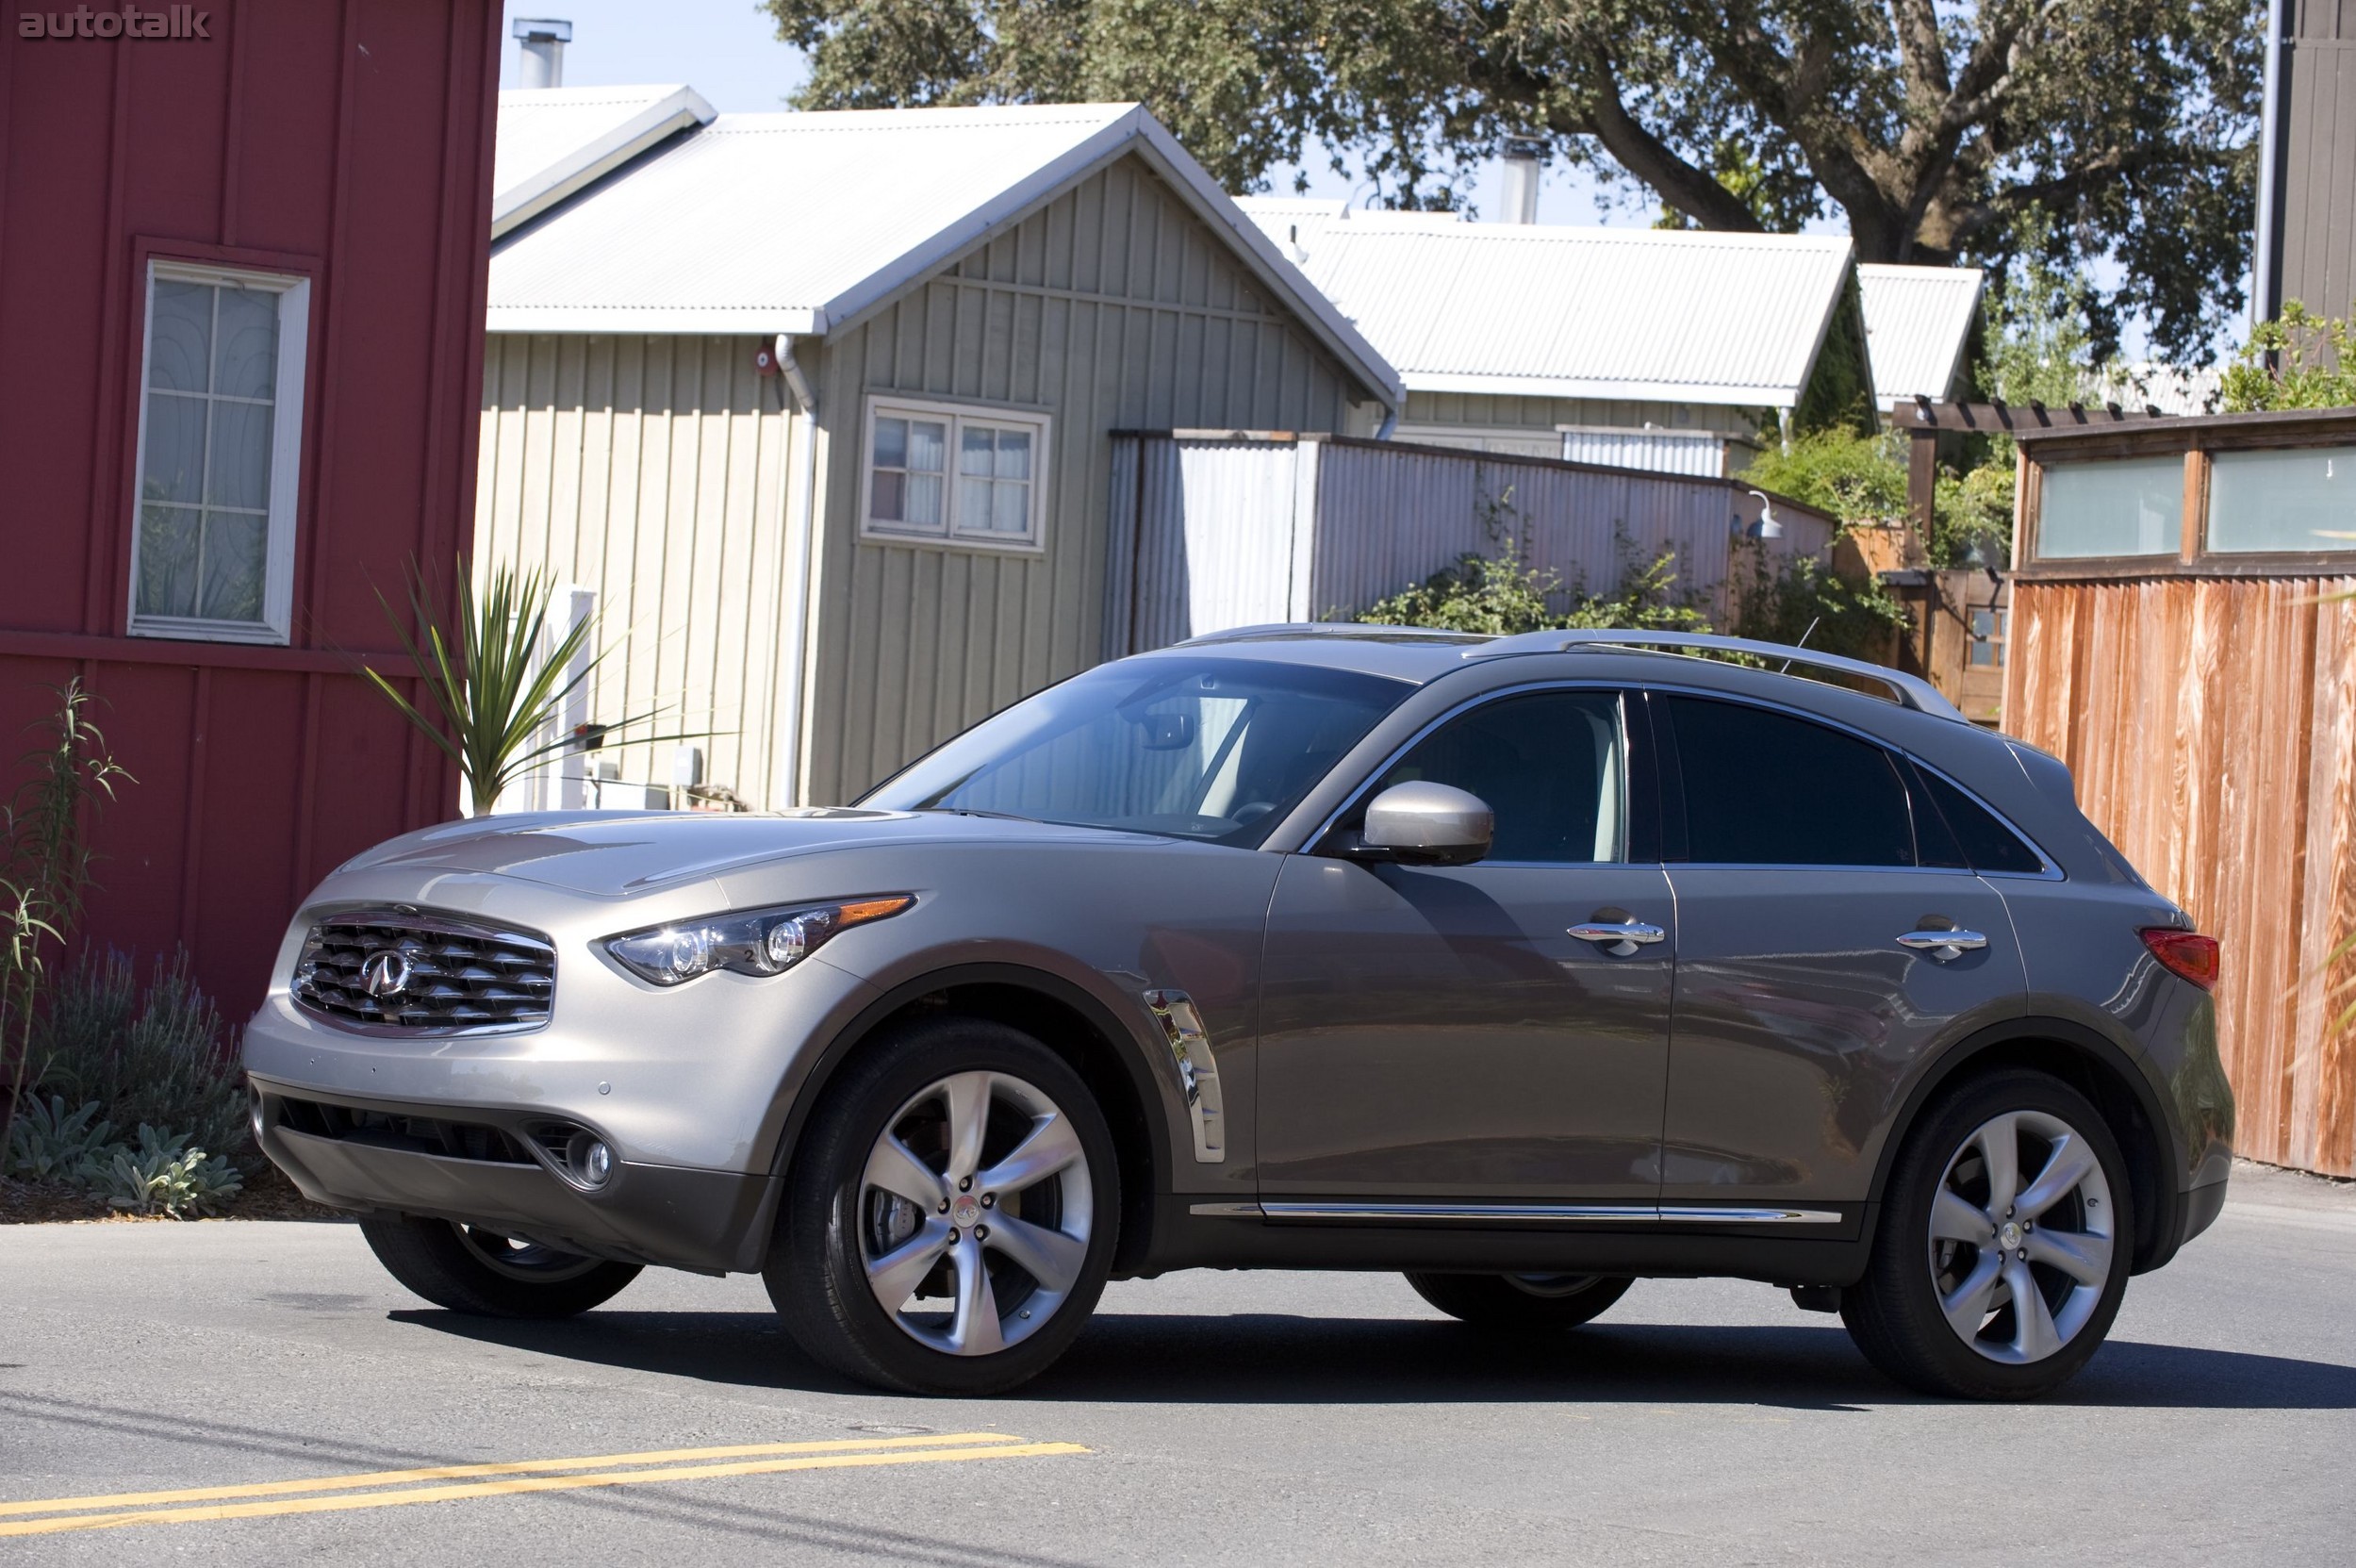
[858,394,1049,553]
[127,259,311,644]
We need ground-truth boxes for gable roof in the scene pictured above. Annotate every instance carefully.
[486,101,1402,408]
[1857,263,1984,405]
[493,85,716,239]
[1235,201,1857,409]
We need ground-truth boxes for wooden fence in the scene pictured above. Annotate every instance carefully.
[2004,575,2356,1177]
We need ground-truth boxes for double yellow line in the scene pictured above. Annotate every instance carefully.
[0,1431,1087,1537]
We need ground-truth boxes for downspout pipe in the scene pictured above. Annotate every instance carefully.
[2252,0,2286,327]
[774,334,821,805]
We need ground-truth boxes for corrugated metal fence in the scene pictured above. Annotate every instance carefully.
[1106,432,1833,655]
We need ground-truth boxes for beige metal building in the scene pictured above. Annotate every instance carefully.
[476,99,1399,809]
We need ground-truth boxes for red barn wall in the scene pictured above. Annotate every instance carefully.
[0,0,500,1019]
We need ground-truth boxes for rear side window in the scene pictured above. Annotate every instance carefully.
[1913,765,2047,874]
[1664,696,1913,867]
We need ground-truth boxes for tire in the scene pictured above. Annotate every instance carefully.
[1842,1068,2134,1399]
[1405,1271,1634,1329]
[358,1215,641,1318]
[766,1016,1120,1395]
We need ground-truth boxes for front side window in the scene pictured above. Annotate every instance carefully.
[1372,690,1625,863]
[1665,696,1914,867]
[131,261,309,642]
[861,657,1411,847]
[863,397,1047,550]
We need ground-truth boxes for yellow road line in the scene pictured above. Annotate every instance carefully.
[0,1440,1088,1538]
[0,1431,1026,1518]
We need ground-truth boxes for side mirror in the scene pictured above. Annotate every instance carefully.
[1355,782,1493,867]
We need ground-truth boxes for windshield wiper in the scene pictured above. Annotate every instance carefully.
[911,806,1036,822]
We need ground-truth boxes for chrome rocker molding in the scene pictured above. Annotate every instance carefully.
[1191,1201,1844,1225]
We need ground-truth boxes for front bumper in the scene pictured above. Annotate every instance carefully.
[255,1082,780,1274]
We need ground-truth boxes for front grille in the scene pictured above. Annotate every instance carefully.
[293,909,555,1035]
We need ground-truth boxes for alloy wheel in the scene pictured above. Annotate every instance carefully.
[1927,1109,2117,1364]
[856,1070,1094,1356]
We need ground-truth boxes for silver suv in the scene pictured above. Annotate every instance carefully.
[245,628,2234,1399]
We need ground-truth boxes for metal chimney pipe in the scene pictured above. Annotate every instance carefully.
[513,17,572,90]
[1499,137,1548,224]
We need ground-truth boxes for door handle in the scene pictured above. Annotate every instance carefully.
[1896,929,1989,961]
[1568,920,1667,956]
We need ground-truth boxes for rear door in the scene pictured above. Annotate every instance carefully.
[1653,691,2025,1213]
[1256,685,1674,1203]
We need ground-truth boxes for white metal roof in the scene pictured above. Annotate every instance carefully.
[492,85,716,239]
[1856,263,1984,404]
[487,102,1402,407]
[1232,204,1855,408]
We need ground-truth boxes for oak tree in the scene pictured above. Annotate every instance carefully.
[763,0,2262,358]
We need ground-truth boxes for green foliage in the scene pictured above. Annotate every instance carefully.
[1355,491,1707,635]
[2220,302,2356,413]
[90,1125,243,1217]
[3,1095,117,1184]
[1738,430,1909,525]
[1932,462,2017,567]
[766,0,2263,358]
[34,949,251,1171]
[1726,549,1910,666]
[363,558,705,816]
[0,680,129,1157]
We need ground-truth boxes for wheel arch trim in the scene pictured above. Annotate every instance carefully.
[1864,1015,2183,1273]
[757,960,1176,1274]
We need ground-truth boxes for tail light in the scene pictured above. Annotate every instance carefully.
[2140,928,2219,990]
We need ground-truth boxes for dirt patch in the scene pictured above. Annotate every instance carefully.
[0,1162,351,1225]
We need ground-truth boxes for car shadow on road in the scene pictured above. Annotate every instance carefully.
[391,1310,2356,1411]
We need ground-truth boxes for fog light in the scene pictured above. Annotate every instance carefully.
[582,1139,615,1187]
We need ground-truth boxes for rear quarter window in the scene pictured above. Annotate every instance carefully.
[1914,765,2048,875]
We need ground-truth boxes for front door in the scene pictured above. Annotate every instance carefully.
[1650,692,2027,1210]
[1257,687,1673,1201]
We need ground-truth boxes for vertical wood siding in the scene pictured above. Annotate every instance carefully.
[2005,577,2356,1176]
[801,155,1364,804]
[475,334,797,807]
[0,0,501,1017]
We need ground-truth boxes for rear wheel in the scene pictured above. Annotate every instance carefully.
[1842,1069,2133,1399]
[766,1017,1119,1395]
[358,1215,641,1318]
[1405,1271,1634,1329]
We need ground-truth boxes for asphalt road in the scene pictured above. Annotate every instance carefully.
[3,1162,2351,1566]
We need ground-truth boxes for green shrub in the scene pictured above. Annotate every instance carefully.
[1357,491,1710,635]
[90,1124,243,1217]
[1738,430,1909,526]
[2,1094,116,1184]
[34,949,250,1171]
[1727,548,1910,666]
[2220,302,2356,412]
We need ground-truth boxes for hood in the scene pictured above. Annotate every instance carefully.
[334,808,1144,896]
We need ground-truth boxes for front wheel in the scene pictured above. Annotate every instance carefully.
[766,1017,1120,1395]
[1405,1271,1634,1329]
[358,1215,641,1318]
[1841,1068,2134,1399]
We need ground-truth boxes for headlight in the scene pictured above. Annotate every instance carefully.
[602,895,913,986]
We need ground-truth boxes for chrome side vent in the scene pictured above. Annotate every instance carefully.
[1143,989,1225,1163]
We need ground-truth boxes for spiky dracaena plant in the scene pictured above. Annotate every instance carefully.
[0,680,130,1156]
[362,558,702,816]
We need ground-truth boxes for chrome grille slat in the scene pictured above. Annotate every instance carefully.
[292,908,554,1037]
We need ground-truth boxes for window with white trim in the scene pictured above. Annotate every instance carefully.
[861,396,1048,551]
[130,261,310,642]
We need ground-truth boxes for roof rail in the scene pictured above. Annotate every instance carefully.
[1175,622,1484,647]
[1467,630,1968,721]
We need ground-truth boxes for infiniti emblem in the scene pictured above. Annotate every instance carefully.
[360,949,414,999]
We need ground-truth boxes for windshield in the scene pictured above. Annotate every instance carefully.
[861,657,1415,846]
